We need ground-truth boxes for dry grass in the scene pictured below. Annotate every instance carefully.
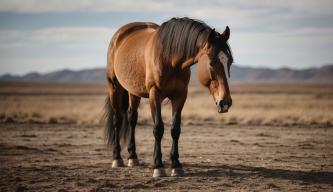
[0,81,332,127]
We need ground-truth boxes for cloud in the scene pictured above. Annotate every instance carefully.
[0,27,116,74]
[0,0,333,74]
[231,28,333,68]
[1,0,331,13]
[2,0,332,27]
[0,27,115,48]
[0,0,175,13]
[1,0,332,32]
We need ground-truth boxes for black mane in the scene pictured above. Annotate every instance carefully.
[156,17,212,66]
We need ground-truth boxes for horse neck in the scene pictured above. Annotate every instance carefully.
[179,46,206,70]
[179,56,197,71]
[197,59,211,86]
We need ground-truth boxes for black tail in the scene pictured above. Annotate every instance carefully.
[104,91,129,148]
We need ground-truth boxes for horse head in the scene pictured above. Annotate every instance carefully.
[197,26,233,113]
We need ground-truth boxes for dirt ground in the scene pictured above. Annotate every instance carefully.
[1,82,332,191]
[1,123,332,191]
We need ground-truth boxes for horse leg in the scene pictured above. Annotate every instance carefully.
[127,94,141,167]
[149,87,166,177]
[170,92,187,176]
[107,83,126,168]
[112,111,125,168]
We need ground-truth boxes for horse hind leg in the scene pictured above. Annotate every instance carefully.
[105,80,129,168]
[127,94,141,167]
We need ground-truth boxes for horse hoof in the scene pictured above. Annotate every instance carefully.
[171,168,185,177]
[152,168,167,177]
[128,158,139,167]
[112,159,125,168]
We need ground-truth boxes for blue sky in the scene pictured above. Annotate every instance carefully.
[0,0,333,75]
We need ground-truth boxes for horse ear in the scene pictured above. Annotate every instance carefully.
[221,26,230,41]
[208,28,216,43]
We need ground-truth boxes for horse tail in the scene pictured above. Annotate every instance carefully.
[104,91,130,148]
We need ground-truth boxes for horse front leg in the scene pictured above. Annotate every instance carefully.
[149,87,166,177]
[170,92,187,176]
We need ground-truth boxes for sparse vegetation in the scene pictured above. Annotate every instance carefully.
[0,82,332,127]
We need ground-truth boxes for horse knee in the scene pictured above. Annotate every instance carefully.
[153,121,164,140]
[171,126,180,140]
[128,109,138,127]
[113,113,123,128]
[171,114,181,139]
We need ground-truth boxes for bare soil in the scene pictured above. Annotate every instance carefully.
[1,123,332,191]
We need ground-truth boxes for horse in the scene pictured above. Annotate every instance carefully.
[104,17,233,177]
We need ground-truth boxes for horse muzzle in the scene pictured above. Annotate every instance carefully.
[216,98,232,113]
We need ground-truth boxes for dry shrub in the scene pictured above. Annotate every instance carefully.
[0,82,332,127]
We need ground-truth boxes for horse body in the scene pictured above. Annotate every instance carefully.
[105,17,233,177]
[107,22,191,99]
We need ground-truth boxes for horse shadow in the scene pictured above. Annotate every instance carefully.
[185,163,333,185]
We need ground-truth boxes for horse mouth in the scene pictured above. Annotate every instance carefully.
[217,105,229,113]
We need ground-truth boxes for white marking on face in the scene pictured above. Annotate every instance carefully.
[218,51,229,82]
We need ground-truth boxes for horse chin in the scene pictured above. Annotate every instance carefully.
[217,107,228,113]
[218,109,228,113]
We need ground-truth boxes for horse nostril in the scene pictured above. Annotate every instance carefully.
[218,100,224,107]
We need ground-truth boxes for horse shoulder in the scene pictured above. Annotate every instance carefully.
[144,31,161,91]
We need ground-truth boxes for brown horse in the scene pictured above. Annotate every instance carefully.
[105,17,233,177]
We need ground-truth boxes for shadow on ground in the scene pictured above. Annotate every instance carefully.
[187,163,333,185]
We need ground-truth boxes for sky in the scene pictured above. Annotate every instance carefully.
[0,0,333,75]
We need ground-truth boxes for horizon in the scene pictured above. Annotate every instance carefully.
[2,63,332,77]
[0,0,333,75]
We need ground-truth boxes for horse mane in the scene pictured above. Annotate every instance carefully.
[225,42,233,63]
[155,17,212,67]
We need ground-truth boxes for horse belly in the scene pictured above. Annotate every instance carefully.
[114,35,149,98]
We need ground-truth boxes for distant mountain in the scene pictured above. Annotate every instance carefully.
[230,64,333,83]
[0,68,106,84]
[1,65,332,83]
